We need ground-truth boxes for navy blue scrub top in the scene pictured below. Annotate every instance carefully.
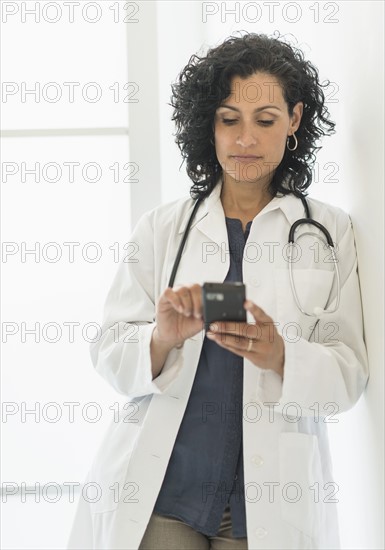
[153,217,252,538]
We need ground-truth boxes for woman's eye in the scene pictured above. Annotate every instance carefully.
[221,119,275,126]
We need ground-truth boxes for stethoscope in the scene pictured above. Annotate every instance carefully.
[168,195,340,317]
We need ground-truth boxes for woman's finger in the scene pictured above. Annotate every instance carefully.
[175,287,194,315]
[162,287,185,313]
[189,284,204,319]
[163,284,202,317]
[244,300,272,323]
[208,320,263,341]
[206,331,258,356]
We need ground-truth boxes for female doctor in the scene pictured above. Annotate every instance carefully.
[67,33,368,550]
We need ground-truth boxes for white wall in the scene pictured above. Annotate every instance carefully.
[127,1,384,548]
[1,4,132,548]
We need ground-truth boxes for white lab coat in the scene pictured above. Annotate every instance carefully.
[67,181,368,550]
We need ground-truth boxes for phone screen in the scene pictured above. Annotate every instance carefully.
[202,282,246,329]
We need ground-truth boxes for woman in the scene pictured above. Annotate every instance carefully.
[67,33,368,550]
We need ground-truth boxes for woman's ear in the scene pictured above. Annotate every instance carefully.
[290,101,304,133]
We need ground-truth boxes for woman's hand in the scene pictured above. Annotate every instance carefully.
[154,284,204,348]
[206,300,285,379]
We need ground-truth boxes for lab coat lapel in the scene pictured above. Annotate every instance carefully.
[193,182,228,244]
[173,182,230,286]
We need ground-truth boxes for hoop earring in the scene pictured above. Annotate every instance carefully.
[286,133,298,151]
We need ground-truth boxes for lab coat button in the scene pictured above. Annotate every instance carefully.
[251,454,264,467]
[252,278,260,287]
[255,527,267,538]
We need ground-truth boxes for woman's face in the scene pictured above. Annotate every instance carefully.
[213,72,303,189]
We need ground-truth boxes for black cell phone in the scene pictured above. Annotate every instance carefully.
[202,282,247,330]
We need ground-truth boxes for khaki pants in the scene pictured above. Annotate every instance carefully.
[139,504,248,550]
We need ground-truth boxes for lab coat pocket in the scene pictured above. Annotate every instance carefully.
[89,419,141,515]
[274,268,335,337]
[278,432,324,539]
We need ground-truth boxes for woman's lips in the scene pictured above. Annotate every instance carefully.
[231,155,263,163]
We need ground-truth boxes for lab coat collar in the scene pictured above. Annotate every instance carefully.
[177,180,222,235]
[264,191,308,226]
[177,178,307,237]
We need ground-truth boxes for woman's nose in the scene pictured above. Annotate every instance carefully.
[235,125,257,148]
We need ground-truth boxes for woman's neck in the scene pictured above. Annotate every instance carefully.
[220,177,274,219]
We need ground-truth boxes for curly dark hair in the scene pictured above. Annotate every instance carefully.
[170,31,336,199]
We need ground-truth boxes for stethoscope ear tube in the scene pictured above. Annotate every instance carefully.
[288,218,335,247]
[168,197,204,288]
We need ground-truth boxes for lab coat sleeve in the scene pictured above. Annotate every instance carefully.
[89,210,184,398]
[262,213,369,416]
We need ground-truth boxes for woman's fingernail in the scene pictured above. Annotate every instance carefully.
[209,324,216,331]
[206,332,215,338]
